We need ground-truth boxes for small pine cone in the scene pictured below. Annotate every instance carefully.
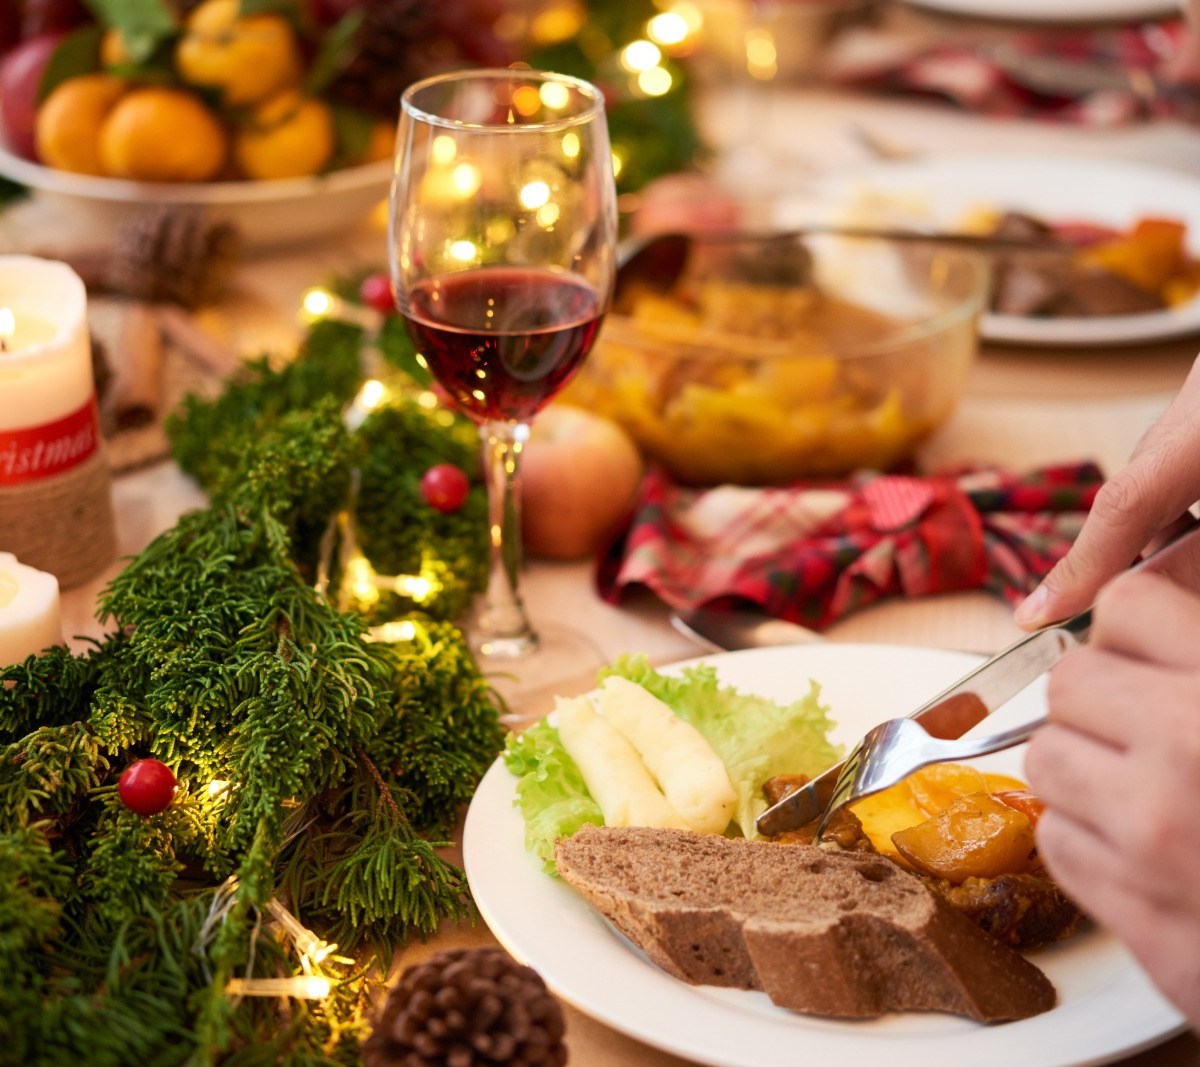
[362,947,568,1067]
[106,205,240,309]
[327,0,442,119]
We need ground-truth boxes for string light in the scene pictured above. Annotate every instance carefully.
[226,976,332,1000]
[365,619,419,643]
[265,899,337,968]
[299,287,382,330]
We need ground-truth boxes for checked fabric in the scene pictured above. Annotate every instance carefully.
[598,463,1104,631]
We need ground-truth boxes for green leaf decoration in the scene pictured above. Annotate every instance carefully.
[40,25,102,101]
[82,0,178,62]
[0,278,504,1062]
[305,10,366,97]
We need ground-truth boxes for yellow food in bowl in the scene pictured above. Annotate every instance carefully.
[567,241,986,486]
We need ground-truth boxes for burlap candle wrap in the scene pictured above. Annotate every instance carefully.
[0,256,116,589]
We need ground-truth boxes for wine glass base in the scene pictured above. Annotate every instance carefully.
[473,623,607,729]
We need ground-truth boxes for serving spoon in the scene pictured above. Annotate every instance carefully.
[616,225,1073,296]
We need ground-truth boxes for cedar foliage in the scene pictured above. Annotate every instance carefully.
[0,300,503,1065]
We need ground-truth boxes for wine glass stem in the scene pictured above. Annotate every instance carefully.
[476,419,538,657]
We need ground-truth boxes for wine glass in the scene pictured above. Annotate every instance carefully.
[389,69,618,710]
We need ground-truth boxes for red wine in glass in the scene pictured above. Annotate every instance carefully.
[402,265,603,423]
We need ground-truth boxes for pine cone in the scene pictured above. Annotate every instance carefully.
[106,206,240,309]
[327,0,444,119]
[362,947,568,1067]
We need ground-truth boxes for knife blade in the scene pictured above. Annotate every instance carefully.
[754,613,1090,837]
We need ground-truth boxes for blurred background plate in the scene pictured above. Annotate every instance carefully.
[786,153,1200,348]
[0,142,392,252]
[898,0,1179,23]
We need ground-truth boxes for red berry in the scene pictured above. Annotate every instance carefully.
[118,758,178,817]
[420,463,470,513]
[358,272,395,315]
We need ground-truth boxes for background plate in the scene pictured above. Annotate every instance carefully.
[791,154,1200,347]
[899,0,1178,23]
[464,644,1185,1067]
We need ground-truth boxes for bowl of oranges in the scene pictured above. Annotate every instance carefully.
[0,0,511,248]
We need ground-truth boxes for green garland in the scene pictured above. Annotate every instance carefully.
[0,294,503,1065]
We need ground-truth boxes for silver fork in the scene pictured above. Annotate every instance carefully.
[811,713,1046,840]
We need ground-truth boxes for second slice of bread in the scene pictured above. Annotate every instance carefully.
[555,824,1056,1022]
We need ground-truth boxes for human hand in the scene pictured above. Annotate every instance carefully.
[1024,569,1200,1031]
[1014,356,1200,630]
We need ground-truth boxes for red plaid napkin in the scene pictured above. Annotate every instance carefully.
[829,17,1191,127]
[597,463,1103,630]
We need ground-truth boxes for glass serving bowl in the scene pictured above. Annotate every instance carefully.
[562,232,990,487]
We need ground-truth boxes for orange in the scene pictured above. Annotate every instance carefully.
[35,74,126,175]
[234,90,334,180]
[98,87,227,182]
[175,0,302,108]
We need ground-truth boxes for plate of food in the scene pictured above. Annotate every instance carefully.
[898,0,1178,23]
[787,154,1200,347]
[462,644,1185,1067]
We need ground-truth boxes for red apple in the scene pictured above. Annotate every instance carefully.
[521,404,644,561]
[0,33,62,159]
[0,4,20,58]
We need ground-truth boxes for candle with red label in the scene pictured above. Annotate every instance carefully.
[0,255,115,589]
[0,256,99,485]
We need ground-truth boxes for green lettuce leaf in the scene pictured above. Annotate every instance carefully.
[503,654,844,868]
[602,654,842,838]
[503,719,602,873]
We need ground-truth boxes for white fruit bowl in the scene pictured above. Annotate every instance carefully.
[0,139,392,251]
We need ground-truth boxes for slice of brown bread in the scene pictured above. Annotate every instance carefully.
[554,824,1056,1022]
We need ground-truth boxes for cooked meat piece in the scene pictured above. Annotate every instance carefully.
[1054,267,1165,316]
[991,260,1064,316]
[925,869,1085,951]
[990,211,1055,240]
[760,774,876,852]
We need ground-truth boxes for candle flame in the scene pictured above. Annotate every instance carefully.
[0,308,12,352]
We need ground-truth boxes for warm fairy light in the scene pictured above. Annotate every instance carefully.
[344,378,389,432]
[416,389,439,410]
[648,12,690,45]
[512,84,541,116]
[486,217,516,244]
[621,39,661,73]
[391,574,435,602]
[365,619,419,643]
[346,555,379,606]
[561,131,580,159]
[449,240,478,263]
[431,135,457,165]
[227,976,331,1000]
[637,66,673,96]
[666,0,702,33]
[536,203,560,228]
[302,288,334,318]
[539,80,570,110]
[208,779,230,798]
[611,150,624,178]
[265,899,337,967]
[519,180,551,210]
[746,29,777,80]
[451,162,481,197]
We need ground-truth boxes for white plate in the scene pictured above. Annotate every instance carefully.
[0,141,392,251]
[900,0,1178,23]
[793,154,1200,347]
[463,644,1186,1067]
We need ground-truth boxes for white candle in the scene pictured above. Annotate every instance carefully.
[0,256,93,432]
[0,552,63,667]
